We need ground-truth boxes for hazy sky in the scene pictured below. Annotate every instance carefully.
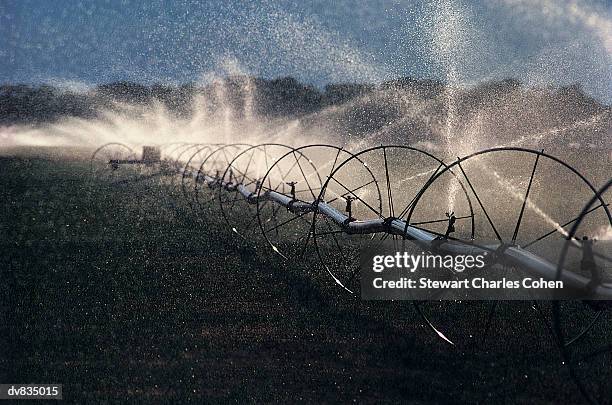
[1,0,611,101]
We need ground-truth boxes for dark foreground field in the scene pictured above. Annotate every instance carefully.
[1,148,609,403]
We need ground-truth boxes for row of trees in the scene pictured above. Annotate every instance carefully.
[0,76,607,128]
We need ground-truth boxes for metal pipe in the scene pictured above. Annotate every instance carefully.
[186,168,612,299]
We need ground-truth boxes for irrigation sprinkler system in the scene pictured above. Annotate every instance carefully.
[91,141,611,404]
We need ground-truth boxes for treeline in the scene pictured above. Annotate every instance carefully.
[0,76,608,127]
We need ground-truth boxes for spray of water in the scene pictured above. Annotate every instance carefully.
[507,111,609,148]
[488,166,570,240]
[430,0,472,211]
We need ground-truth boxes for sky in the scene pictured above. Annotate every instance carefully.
[1,0,611,102]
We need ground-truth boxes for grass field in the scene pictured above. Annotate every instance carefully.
[1,148,609,403]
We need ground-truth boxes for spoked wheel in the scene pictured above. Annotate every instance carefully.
[161,142,191,169]
[90,143,139,184]
[162,142,191,160]
[218,143,301,247]
[255,145,355,260]
[159,142,186,168]
[166,143,205,191]
[157,143,198,185]
[311,145,466,294]
[159,142,188,157]
[553,179,611,405]
[194,144,250,216]
[405,147,611,347]
[181,144,219,209]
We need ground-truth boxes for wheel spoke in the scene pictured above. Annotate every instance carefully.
[292,151,317,201]
[326,180,376,204]
[411,215,472,226]
[512,150,542,242]
[329,177,384,220]
[264,210,311,234]
[383,148,395,217]
[397,163,444,220]
[522,203,609,248]
[457,159,502,242]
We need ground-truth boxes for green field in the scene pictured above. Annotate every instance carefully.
[1,148,609,403]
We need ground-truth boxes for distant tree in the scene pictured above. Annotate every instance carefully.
[0,84,96,124]
[323,83,375,105]
[255,77,323,118]
[0,77,607,131]
[96,82,152,103]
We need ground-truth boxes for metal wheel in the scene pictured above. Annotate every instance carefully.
[165,143,203,189]
[217,143,302,247]
[255,145,355,260]
[553,179,611,405]
[157,143,199,188]
[194,144,250,216]
[90,142,139,184]
[181,144,219,209]
[405,147,612,347]
[311,145,466,294]
[154,143,189,184]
